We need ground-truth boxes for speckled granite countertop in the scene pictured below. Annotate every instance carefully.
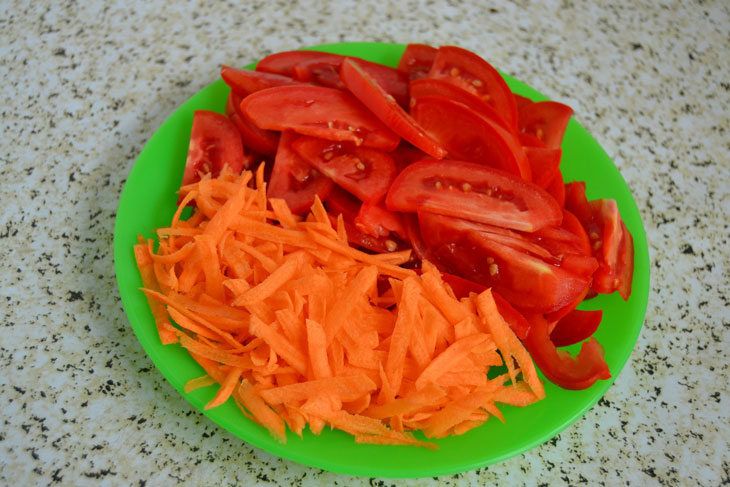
[2,1,728,485]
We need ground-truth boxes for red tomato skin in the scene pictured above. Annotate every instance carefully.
[418,212,591,313]
[397,43,437,81]
[428,45,519,130]
[291,136,396,204]
[386,159,561,232]
[513,93,534,112]
[256,50,409,107]
[340,58,447,160]
[409,78,513,132]
[518,101,573,150]
[226,91,279,157]
[323,184,361,222]
[181,110,245,187]
[354,203,407,239]
[221,65,300,96]
[268,131,334,214]
[240,85,400,151]
[523,313,611,390]
[564,181,594,227]
[616,220,634,300]
[545,169,566,207]
[549,309,603,347]
[410,96,531,180]
[524,147,562,188]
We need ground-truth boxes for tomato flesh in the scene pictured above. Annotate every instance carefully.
[518,101,573,150]
[409,77,513,132]
[418,212,591,313]
[386,159,561,232]
[226,91,279,157]
[291,136,396,204]
[221,65,300,95]
[397,43,437,81]
[340,58,447,160]
[256,50,409,107]
[524,147,561,188]
[181,110,245,186]
[428,45,519,130]
[411,96,531,180]
[268,131,334,214]
[240,85,400,151]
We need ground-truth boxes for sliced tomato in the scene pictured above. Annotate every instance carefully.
[491,291,531,340]
[428,45,518,129]
[329,214,405,253]
[590,199,634,298]
[240,85,400,151]
[409,77,513,132]
[354,203,406,239]
[390,143,430,173]
[418,212,591,313]
[181,110,245,186]
[518,132,546,148]
[291,136,396,204]
[545,169,566,207]
[524,147,561,188]
[397,43,437,81]
[226,91,279,156]
[616,220,634,300]
[559,209,592,255]
[386,159,561,232]
[523,313,610,390]
[340,58,447,159]
[564,181,593,227]
[513,93,534,112]
[549,309,603,347]
[518,101,573,150]
[410,96,531,180]
[323,184,361,222]
[221,65,300,95]
[256,50,409,107]
[402,212,433,262]
[268,131,334,214]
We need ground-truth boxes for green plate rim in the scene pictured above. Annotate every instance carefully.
[113,41,650,478]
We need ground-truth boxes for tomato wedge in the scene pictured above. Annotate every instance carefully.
[523,313,611,390]
[409,77,513,132]
[410,96,531,180]
[386,159,560,232]
[524,147,561,188]
[225,91,279,156]
[545,169,566,207]
[418,212,590,313]
[240,85,400,151]
[181,110,245,186]
[340,58,447,159]
[354,203,406,239]
[256,50,409,107]
[221,65,300,95]
[323,184,361,222]
[268,131,334,214]
[291,136,396,204]
[428,45,519,130]
[397,43,437,81]
[518,101,573,150]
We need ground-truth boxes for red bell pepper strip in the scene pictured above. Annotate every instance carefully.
[549,309,603,347]
[523,313,610,390]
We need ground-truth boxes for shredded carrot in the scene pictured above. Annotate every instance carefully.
[134,167,545,449]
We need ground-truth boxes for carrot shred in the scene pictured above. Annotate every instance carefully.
[133,168,546,449]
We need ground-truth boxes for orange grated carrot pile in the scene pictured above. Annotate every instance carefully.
[133,166,545,448]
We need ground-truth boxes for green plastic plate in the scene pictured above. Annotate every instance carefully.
[113,42,650,478]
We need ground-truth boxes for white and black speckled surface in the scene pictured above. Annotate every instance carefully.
[1,1,728,485]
